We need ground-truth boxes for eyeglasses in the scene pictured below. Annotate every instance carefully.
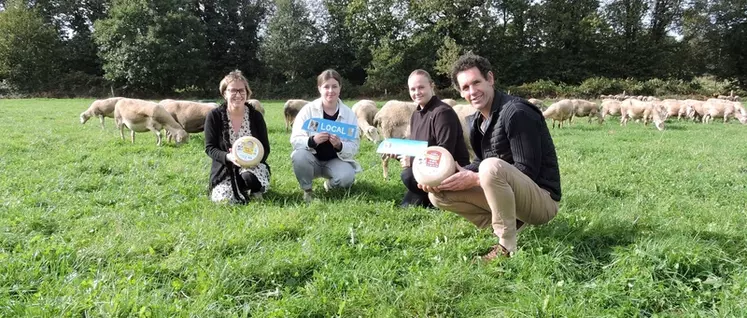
[227,88,246,96]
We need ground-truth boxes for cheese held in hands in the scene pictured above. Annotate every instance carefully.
[232,136,264,168]
[412,146,456,187]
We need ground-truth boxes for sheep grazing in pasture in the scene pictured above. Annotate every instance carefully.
[373,100,417,179]
[441,98,458,107]
[283,99,310,132]
[114,98,189,146]
[80,97,124,129]
[658,99,683,121]
[247,99,265,116]
[351,99,381,143]
[701,99,737,124]
[542,99,574,128]
[453,104,478,160]
[158,99,217,142]
[680,99,706,122]
[570,99,603,124]
[620,99,666,131]
[600,99,622,120]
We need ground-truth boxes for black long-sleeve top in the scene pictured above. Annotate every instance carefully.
[464,90,561,201]
[204,102,270,195]
[409,96,471,166]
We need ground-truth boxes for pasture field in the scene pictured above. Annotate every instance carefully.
[1,98,747,317]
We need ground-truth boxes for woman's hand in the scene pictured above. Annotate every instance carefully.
[313,132,330,145]
[329,134,342,150]
[226,148,242,167]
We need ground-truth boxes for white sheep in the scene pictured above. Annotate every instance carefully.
[351,99,381,143]
[658,99,682,121]
[620,99,665,131]
[600,99,622,119]
[702,99,736,124]
[114,98,189,146]
[571,99,602,124]
[247,99,265,116]
[373,100,417,179]
[542,99,574,128]
[680,99,706,122]
[441,98,458,107]
[80,97,124,129]
[283,99,310,132]
[158,99,217,142]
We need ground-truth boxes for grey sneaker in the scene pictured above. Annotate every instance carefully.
[303,190,313,204]
[251,192,263,201]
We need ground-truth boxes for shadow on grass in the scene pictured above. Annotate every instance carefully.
[528,215,651,281]
[261,178,404,207]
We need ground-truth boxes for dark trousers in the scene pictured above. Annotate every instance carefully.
[400,167,433,208]
[239,171,262,193]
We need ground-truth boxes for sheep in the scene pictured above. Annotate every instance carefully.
[680,99,706,122]
[441,98,458,107]
[158,99,217,142]
[701,99,736,124]
[620,99,665,131]
[80,97,124,129]
[351,99,381,143]
[658,99,683,121]
[542,99,574,128]
[373,100,417,179]
[114,98,189,146]
[600,99,622,120]
[247,99,265,116]
[283,99,310,132]
[571,99,603,124]
[453,104,478,160]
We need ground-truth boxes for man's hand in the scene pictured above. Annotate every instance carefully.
[329,134,342,150]
[313,132,331,145]
[417,183,440,193]
[436,165,479,192]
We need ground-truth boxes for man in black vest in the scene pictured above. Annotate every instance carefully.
[420,53,562,260]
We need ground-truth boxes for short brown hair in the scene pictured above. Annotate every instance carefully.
[317,69,342,87]
[219,70,252,98]
[451,53,492,89]
[408,69,433,83]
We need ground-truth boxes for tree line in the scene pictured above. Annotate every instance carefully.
[0,0,745,99]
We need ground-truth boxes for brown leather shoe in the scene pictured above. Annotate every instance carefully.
[481,244,510,261]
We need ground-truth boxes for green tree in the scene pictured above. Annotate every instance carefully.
[94,0,207,94]
[0,0,61,93]
[260,0,321,82]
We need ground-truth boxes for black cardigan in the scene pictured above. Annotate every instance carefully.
[204,102,271,201]
[464,90,561,201]
[409,96,471,166]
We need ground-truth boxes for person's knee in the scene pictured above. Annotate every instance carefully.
[428,192,448,209]
[332,170,355,188]
[400,167,418,190]
[478,158,510,185]
[291,149,315,168]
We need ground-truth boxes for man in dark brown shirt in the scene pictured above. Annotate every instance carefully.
[397,70,470,208]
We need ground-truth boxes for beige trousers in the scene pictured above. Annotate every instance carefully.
[429,158,559,252]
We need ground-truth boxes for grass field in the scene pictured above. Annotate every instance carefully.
[1,98,747,317]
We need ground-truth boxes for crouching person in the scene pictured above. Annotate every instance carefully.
[421,53,562,260]
[290,69,362,203]
[205,70,271,204]
[395,69,470,208]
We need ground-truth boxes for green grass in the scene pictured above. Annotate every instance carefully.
[1,98,746,317]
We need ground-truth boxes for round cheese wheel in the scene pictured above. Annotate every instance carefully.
[412,146,456,187]
[232,136,264,168]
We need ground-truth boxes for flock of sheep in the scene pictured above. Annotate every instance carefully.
[80,94,746,179]
[538,96,747,131]
[80,97,265,146]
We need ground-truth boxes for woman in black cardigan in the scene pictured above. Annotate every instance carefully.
[204,70,271,204]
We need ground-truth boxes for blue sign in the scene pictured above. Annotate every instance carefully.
[376,138,428,157]
[302,118,359,140]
